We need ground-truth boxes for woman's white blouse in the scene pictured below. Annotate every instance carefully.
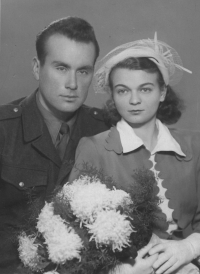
[117,119,186,234]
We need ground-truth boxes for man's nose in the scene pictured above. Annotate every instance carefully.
[129,91,141,105]
[65,72,78,90]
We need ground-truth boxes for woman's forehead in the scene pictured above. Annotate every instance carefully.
[111,68,159,85]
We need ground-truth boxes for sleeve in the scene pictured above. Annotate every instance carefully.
[191,133,200,234]
[184,133,200,261]
[69,136,103,183]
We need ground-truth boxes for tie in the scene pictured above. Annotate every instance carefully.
[55,123,69,160]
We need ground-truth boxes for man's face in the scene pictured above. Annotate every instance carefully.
[33,34,96,119]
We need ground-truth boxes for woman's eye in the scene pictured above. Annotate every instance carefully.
[141,88,151,93]
[117,89,128,94]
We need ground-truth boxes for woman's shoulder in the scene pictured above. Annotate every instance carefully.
[169,127,200,148]
[169,127,200,138]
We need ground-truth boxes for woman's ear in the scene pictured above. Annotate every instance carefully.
[160,86,167,102]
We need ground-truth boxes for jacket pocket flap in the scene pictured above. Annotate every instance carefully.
[1,164,47,189]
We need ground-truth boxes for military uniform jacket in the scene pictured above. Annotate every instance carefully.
[0,91,108,272]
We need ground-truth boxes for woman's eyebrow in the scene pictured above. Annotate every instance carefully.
[114,82,154,88]
[114,84,129,88]
[139,83,154,87]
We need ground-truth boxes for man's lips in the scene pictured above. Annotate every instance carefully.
[60,95,78,100]
[60,95,78,98]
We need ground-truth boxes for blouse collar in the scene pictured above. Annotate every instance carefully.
[116,119,186,156]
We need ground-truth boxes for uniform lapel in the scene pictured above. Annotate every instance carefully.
[21,91,61,167]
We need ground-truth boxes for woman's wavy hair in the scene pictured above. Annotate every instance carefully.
[103,57,184,127]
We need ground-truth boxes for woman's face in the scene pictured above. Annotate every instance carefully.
[111,68,166,128]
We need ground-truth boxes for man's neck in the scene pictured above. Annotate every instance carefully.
[36,91,77,122]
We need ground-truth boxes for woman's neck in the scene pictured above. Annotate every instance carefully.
[131,120,158,152]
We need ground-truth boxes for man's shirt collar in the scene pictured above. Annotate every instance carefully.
[36,92,76,145]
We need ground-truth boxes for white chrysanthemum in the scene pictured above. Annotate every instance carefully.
[44,271,59,274]
[107,189,133,209]
[37,202,55,234]
[60,176,111,224]
[18,232,41,271]
[58,175,108,202]
[58,176,132,224]
[37,202,83,264]
[87,210,134,252]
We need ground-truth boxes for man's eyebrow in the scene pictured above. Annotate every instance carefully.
[51,61,93,71]
[52,61,70,68]
[78,65,94,71]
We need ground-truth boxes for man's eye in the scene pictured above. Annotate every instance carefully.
[78,70,88,75]
[57,67,67,71]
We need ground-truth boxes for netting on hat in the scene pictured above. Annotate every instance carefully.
[94,33,192,93]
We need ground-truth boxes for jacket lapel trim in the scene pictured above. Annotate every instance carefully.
[104,127,123,154]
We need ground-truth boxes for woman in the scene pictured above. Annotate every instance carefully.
[69,34,200,274]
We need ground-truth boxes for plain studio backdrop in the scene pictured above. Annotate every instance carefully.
[0,0,199,130]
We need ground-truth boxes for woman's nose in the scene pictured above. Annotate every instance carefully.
[129,91,141,104]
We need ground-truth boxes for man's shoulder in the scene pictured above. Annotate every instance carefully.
[76,105,109,135]
[0,103,23,121]
[80,105,105,121]
[0,95,34,121]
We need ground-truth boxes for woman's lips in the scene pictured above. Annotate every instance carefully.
[129,109,144,114]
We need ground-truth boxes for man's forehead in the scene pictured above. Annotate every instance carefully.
[44,34,96,65]
[45,34,94,53]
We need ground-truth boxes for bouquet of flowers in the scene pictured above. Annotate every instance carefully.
[17,165,161,274]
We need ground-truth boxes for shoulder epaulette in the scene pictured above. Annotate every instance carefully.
[0,104,22,120]
[88,106,104,121]
[82,105,104,121]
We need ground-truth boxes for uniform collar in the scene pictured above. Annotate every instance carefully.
[36,92,77,145]
[116,119,185,156]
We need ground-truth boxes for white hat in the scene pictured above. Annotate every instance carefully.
[94,32,192,93]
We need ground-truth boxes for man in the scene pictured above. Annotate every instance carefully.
[0,17,108,272]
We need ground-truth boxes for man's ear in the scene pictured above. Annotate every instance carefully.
[160,86,167,102]
[32,57,40,81]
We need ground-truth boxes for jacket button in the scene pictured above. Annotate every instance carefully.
[19,182,24,187]
[94,111,98,115]
[13,108,18,112]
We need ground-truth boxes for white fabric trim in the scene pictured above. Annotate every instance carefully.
[150,154,177,234]
[116,118,185,234]
[116,119,143,153]
[117,119,185,157]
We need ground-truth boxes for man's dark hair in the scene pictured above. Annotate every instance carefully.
[104,57,184,126]
[36,16,100,65]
